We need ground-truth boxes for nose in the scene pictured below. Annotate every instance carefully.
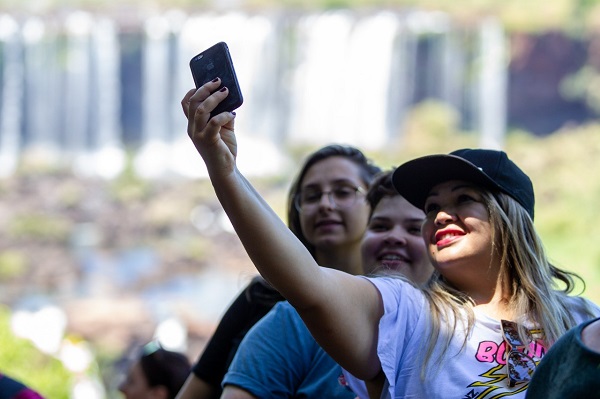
[383,227,408,245]
[433,208,457,226]
[317,191,336,209]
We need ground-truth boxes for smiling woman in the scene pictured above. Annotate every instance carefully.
[360,169,433,284]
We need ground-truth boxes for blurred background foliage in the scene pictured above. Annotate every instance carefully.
[365,100,600,299]
[0,306,72,398]
[0,0,599,396]
[1,86,599,399]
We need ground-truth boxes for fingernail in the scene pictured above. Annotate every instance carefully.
[211,78,219,83]
[219,87,227,92]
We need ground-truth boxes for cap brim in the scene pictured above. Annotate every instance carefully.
[391,154,501,212]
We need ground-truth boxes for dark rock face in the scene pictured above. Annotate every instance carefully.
[508,31,593,135]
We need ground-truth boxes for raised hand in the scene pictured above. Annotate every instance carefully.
[181,78,237,177]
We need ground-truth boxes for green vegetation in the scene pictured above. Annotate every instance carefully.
[0,251,27,279]
[0,104,598,391]
[7,213,72,243]
[367,100,600,304]
[277,99,600,305]
[0,306,72,399]
[0,0,597,393]
[518,125,600,300]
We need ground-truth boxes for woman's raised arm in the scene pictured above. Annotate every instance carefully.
[181,82,382,380]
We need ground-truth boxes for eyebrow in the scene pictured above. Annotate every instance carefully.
[369,216,424,224]
[368,216,390,223]
[302,179,362,189]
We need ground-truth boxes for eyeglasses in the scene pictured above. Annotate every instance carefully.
[500,320,537,387]
[294,185,365,212]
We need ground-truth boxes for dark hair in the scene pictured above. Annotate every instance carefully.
[365,169,397,218]
[140,348,191,399]
[286,144,381,256]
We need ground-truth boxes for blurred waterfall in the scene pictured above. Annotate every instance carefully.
[478,17,506,149]
[0,9,506,178]
[0,14,22,177]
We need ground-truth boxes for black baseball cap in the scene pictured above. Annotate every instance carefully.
[391,148,535,220]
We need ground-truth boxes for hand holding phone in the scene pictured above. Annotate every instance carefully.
[189,42,244,118]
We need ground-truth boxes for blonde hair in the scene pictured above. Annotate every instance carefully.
[419,190,595,376]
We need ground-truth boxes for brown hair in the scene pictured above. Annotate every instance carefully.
[140,348,191,399]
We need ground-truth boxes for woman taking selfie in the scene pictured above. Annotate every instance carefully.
[181,79,600,398]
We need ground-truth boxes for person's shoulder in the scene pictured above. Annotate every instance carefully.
[273,300,295,312]
[266,301,304,323]
[249,301,295,328]
[363,275,424,299]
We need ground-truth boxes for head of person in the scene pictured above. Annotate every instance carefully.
[119,342,191,399]
[287,144,381,258]
[391,148,541,290]
[392,148,592,368]
[361,170,433,284]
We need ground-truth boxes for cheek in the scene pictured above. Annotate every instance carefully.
[421,221,434,243]
[298,212,314,235]
[408,236,427,258]
[360,234,377,256]
[347,206,370,232]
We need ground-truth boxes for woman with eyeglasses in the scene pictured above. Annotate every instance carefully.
[219,170,433,399]
[119,342,191,399]
[176,144,381,399]
[181,80,600,397]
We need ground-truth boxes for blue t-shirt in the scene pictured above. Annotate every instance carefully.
[223,301,356,398]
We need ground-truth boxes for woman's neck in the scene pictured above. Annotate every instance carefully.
[470,278,513,321]
[315,244,364,275]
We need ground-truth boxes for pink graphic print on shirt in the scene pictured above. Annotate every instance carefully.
[461,335,546,398]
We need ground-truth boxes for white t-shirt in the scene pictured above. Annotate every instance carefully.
[344,277,600,399]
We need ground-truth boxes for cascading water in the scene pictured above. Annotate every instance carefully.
[0,9,506,178]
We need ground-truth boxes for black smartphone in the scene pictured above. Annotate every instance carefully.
[189,42,244,118]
